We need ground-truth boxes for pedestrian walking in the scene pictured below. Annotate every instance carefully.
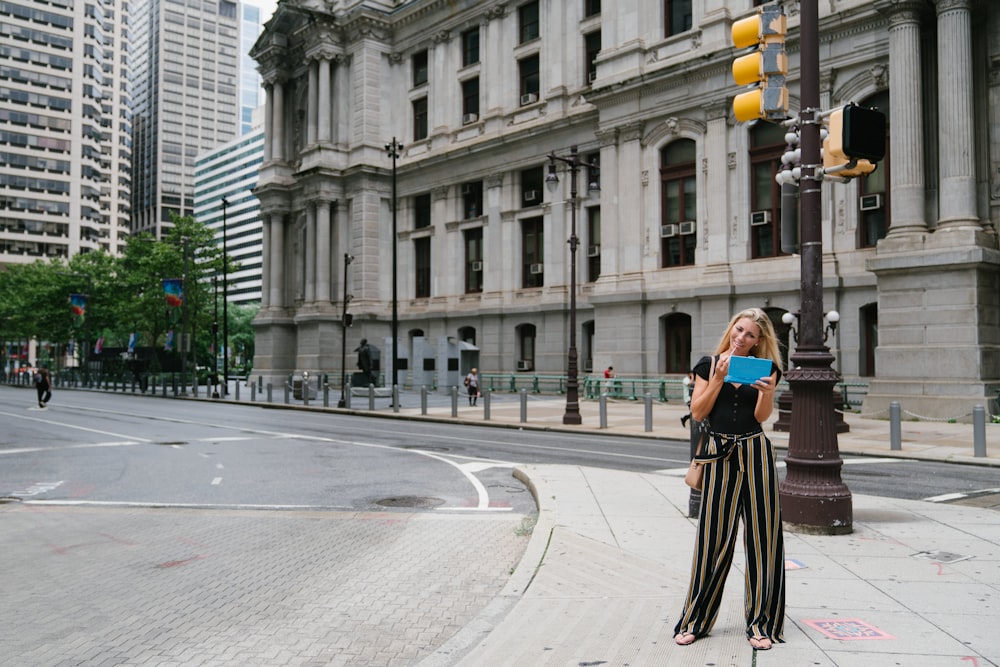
[35,367,52,408]
[673,307,783,651]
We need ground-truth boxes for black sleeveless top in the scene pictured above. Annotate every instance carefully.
[693,355,781,435]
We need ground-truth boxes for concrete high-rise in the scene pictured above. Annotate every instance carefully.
[129,0,241,239]
[0,0,132,265]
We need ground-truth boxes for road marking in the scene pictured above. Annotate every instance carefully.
[23,500,356,511]
[405,449,513,512]
[0,410,153,443]
[211,477,223,485]
[925,487,1000,503]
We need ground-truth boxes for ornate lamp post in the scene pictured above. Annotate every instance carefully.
[385,138,403,400]
[546,145,599,425]
[778,0,852,533]
[338,253,354,408]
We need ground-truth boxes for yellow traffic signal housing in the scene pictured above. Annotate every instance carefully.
[731,4,788,122]
[823,103,886,178]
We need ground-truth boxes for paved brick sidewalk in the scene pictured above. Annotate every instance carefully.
[0,504,530,666]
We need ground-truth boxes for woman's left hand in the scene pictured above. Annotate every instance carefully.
[754,375,776,395]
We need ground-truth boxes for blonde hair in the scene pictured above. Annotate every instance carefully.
[714,307,783,371]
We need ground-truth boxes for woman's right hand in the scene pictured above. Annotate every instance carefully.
[714,353,730,382]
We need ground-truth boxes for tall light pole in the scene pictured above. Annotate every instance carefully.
[777,0,852,533]
[546,145,599,426]
[338,253,354,408]
[385,138,402,399]
[221,197,229,396]
[212,276,220,398]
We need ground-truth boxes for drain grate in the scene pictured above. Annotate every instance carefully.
[375,496,445,508]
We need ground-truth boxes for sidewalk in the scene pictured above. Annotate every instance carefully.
[405,396,999,666]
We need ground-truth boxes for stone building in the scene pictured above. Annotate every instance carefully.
[249,0,999,417]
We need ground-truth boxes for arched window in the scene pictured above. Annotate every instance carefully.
[749,122,787,259]
[858,91,890,248]
[660,139,697,267]
[662,312,691,373]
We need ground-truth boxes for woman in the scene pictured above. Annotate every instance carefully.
[464,367,480,406]
[673,307,784,651]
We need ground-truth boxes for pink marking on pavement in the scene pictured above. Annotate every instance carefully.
[157,554,210,568]
[177,537,209,548]
[960,657,979,666]
[803,618,895,641]
[98,532,135,545]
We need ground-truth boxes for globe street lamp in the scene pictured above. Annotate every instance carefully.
[546,145,599,425]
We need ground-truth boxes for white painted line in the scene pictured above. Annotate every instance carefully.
[23,500,355,510]
[405,449,492,510]
[211,477,223,486]
[924,492,966,503]
[0,410,153,442]
[0,441,143,455]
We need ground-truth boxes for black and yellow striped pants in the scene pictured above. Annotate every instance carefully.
[674,432,785,642]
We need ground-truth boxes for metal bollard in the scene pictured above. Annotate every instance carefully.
[284,380,290,404]
[600,392,608,429]
[393,384,400,413]
[323,381,329,407]
[235,381,240,401]
[889,401,901,450]
[250,383,256,402]
[484,389,491,421]
[421,386,428,415]
[266,382,273,402]
[973,405,986,457]
[644,391,653,432]
[520,388,528,423]
[302,372,310,407]
[369,384,375,411]
[451,386,459,417]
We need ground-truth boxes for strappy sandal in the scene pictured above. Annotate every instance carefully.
[674,632,697,646]
[748,636,772,650]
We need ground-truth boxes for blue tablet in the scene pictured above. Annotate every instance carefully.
[724,355,773,385]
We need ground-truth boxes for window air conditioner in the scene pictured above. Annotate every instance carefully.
[471,260,483,271]
[750,210,771,226]
[529,263,543,275]
[517,359,533,371]
[588,71,597,83]
[523,190,538,202]
[582,360,593,372]
[587,244,600,257]
[520,93,538,105]
[678,221,695,235]
[660,223,678,238]
[462,113,478,124]
[859,193,883,211]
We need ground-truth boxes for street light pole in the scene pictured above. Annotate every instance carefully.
[778,0,852,534]
[546,145,598,426]
[221,197,229,396]
[385,138,402,401]
[338,253,354,408]
[212,276,220,398]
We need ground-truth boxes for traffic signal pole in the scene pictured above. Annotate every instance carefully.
[777,0,852,534]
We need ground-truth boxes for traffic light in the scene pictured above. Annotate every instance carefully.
[731,4,788,122]
[823,103,886,178]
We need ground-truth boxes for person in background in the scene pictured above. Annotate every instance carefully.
[464,368,480,406]
[680,369,695,427]
[603,365,615,393]
[35,367,52,408]
[673,307,784,652]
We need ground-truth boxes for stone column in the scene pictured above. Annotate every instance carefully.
[934,0,980,230]
[316,200,332,302]
[304,203,316,303]
[318,57,332,144]
[269,214,285,307]
[879,0,928,238]
[307,60,318,146]
[261,214,271,308]
[272,79,285,162]
[263,84,273,163]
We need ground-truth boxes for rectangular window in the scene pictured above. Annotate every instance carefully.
[519,54,540,102]
[461,181,483,219]
[859,163,888,248]
[584,0,601,17]
[521,166,543,207]
[462,77,480,119]
[414,193,431,229]
[462,27,480,67]
[664,0,693,36]
[586,206,601,282]
[661,175,697,267]
[521,217,544,288]
[465,227,483,293]
[585,31,601,84]
[414,237,431,298]
[412,97,428,140]
[412,50,428,87]
[519,1,540,43]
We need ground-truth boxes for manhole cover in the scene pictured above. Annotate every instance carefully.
[375,496,445,508]
[0,497,22,504]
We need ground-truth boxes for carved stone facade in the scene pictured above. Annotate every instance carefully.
[250,0,1000,417]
